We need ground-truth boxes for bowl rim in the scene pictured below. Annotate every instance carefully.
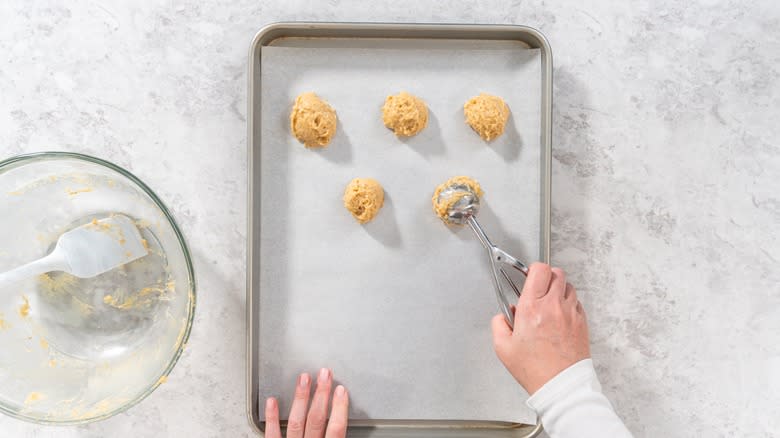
[0,151,197,425]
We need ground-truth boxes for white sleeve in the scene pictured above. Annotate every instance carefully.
[526,359,633,438]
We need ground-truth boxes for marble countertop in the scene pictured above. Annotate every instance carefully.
[1,1,778,437]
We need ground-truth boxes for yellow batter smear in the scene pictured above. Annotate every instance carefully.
[6,173,76,197]
[66,398,125,420]
[38,272,78,293]
[156,375,168,385]
[139,286,164,296]
[18,295,30,318]
[40,338,49,349]
[432,176,484,224]
[71,296,95,316]
[174,316,189,349]
[103,280,173,310]
[0,315,10,330]
[66,187,93,196]
[88,218,116,232]
[49,359,57,367]
[103,294,122,307]
[24,392,45,405]
[38,273,92,316]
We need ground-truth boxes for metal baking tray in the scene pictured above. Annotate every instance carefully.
[247,22,552,437]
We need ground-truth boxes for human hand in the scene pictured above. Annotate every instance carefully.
[491,263,591,395]
[265,368,349,438]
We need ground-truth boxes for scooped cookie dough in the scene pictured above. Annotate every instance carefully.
[290,92,338,147]
[463,93,510,141]
[343,178,385,224]
[382,92,429,137]
[432,176,483,224]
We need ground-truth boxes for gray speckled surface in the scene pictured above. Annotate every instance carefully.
[1,1,778,437]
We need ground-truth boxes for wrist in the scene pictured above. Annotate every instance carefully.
[526,358,597,410]
[521,356,591,395]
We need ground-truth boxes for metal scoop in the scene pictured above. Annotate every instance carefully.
[0,215,148,290]
[440,183,528,328]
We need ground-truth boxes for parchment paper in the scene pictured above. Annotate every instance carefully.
[258,40,541,424]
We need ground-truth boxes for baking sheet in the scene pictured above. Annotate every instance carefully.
[258,40,541,424]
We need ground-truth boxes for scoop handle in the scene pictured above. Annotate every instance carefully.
[0,249,70,290]
[466,215,493,249]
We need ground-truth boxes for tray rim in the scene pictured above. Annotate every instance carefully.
[247,21,552,437]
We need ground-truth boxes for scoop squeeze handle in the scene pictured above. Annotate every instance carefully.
[467,216,528,329]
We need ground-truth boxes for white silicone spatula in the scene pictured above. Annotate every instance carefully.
[0,215,148,289]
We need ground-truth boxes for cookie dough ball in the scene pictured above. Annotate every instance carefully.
[343,178,385,224]
[382,92,429,137]
[290,92,338,147]
[432,176,483,224]
[463,93,510,141]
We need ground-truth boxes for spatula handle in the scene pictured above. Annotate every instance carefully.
[0,250,70,290]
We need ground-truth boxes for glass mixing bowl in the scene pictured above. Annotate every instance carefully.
[0,152,195,424]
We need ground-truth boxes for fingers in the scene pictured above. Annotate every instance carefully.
[566,284,584,317]
[304,368,333,438]
[287,373,311,438]
[491,312,512,345]
[564,283,577,301]
[548,268,567,300]
[264,397,282,438]
[325,385,349,438]
[520,262,553,301]
[279,370,349,438]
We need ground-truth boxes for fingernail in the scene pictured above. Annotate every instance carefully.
[318,368,330,383]
[335,385,346,397]
[299,373,309,388]
[266,397,276,410]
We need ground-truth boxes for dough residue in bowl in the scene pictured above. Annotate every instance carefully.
[18,295,30,318]
[0,156,195,424]
[102,280,175,311]
[23,392,45,405]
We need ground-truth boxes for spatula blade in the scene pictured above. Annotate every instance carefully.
[57,215,149,278]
